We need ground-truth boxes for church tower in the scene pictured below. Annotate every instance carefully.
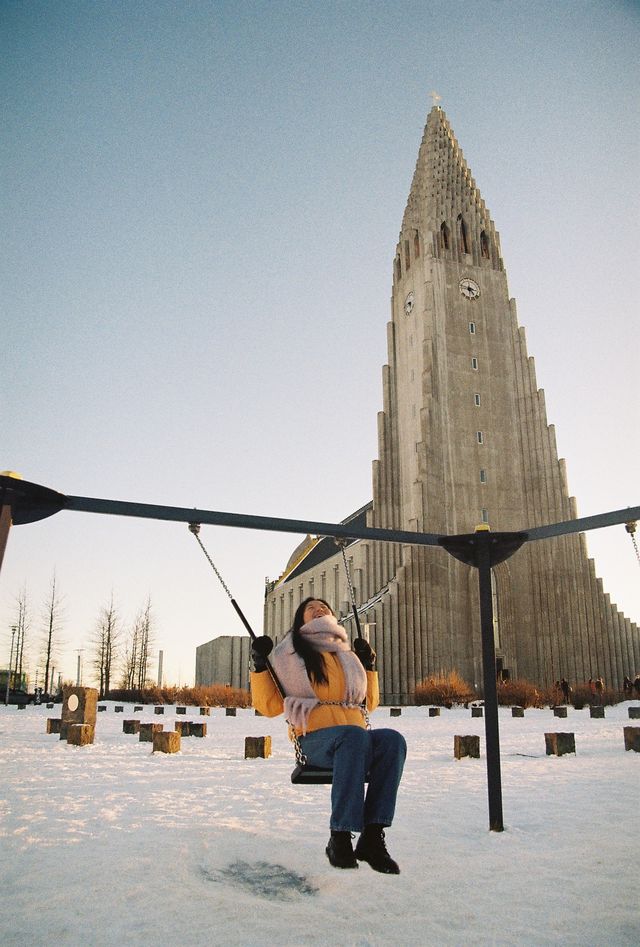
[263,106,639,702]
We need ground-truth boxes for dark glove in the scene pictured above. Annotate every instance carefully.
[251,635,274,672]
[353,637,376,670]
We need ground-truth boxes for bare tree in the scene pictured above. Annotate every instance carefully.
[136,597,154,689]
[41,574,63,695]
[120,597,154,691]
[12,585,30,687]
[92,595,120,698]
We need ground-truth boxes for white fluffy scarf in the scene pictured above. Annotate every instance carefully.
[270,614,367,733]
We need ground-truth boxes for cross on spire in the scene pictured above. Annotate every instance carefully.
[429,90,442,108]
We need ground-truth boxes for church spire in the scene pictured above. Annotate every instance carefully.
[398,107,503,272]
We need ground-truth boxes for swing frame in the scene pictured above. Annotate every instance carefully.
[1,473,637,830]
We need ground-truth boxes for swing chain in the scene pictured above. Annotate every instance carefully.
[188,523,233,600]
[625,521,640,566]
[335,538,358,619]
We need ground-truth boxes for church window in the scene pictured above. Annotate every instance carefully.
[414,231,420,258]
[480,469,487,483]
[469,322,476,334]
[480,231,490,259]
[471,357,478,370]
[474,393,481,406]
[309,578,314,597]
[481,508,489,524]
[441,222,450,250]
[477,431,484,444]
[395,256,402,281]
[321,572,326,599]
[405,240,411,270]
[457,214,469,255]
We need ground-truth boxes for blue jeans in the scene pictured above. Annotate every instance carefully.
[299,725,407,832]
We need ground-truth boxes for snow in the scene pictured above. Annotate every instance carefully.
[1,702,638,947]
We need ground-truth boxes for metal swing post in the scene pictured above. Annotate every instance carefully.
[440,527,528,833]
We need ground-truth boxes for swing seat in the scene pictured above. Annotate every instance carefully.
[290,763,334,785]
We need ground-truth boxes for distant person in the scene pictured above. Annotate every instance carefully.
[623,676,633,698]
[633,674,640,698]
[594,676,605,705]
[250,597,406,873]
[560,678,571,703]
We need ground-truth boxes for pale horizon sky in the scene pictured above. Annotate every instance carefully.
[2,1,639,687]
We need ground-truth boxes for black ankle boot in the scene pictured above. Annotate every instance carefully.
[326,830,358,869]
[354,825,400,874]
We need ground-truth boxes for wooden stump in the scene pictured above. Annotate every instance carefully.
[17,704,26,710]
[545,732,576,756]
[390,708,402,717]
[67,723,95,746]
[46,718,62,734]
[134,706,143,712]
[454,735,480,759]
[174,721,190,736]
[98,706,107,712]
[114,706,124,713]
[200,707,210,716]
[628,707,640,719]
[123,719,141,734]
[623,727,640,752]
[254,709,263,716]
[153,730,181,753]
[589,706,605,718]
[154,706,165,715]
[553,706,568,718]
[139,722,163,742]
[428,707,440,717]
[46,703,55,709]
[512,707,525,717]
[225,707,236,717]
[190,722,207,738]
[245,736,272,759]
[471,706,483,718]
[176,707,187,715]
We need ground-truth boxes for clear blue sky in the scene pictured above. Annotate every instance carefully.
[2,1,639,687]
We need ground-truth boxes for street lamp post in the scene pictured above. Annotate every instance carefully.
[4,626,16,706]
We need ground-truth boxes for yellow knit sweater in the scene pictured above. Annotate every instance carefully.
[250,652,379,737]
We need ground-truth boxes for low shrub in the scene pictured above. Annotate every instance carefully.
[571,682,622,709]
[496,678,547,708]
[414,670,475,707]
[105,684,251,708]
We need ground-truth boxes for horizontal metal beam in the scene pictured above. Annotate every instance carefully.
[523,506,640,542]
[65,495,444,547]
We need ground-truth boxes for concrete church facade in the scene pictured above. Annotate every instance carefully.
[259,106,639,704]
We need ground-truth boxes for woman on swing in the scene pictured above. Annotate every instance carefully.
[250,597,406,873]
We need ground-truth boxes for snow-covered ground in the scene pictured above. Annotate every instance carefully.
[1,701,638,947]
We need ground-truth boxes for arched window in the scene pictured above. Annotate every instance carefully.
[458,214,469,255]
[480,230,490,259]
[440,221,450,250]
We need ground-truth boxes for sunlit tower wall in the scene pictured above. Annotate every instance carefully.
[264,107,639,702]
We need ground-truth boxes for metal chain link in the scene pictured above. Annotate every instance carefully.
[625,521,640,566]
[188,523,234,600]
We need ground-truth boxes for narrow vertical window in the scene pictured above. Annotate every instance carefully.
[480,230,490,259]
[414,231,420,258]
[474,393,481,406]
[481,508,489,524]
[404,240,411,270]
[480,469,487,483]
[441,221,450,250]
[469,322,476,334]
[471,357,478,370]
[477,431,484,444]
[458,214,469,254]
[395,256,402,281]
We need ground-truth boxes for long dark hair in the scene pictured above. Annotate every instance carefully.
[291,596,334,686]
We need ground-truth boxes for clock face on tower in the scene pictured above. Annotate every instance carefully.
[404,292,414,315]
[459,278,480,299]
